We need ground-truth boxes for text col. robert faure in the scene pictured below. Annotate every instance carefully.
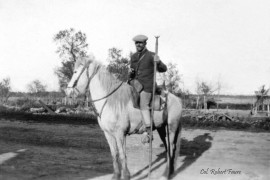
[200,168,241,175]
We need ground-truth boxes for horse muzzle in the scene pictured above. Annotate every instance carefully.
[65,87,79,98]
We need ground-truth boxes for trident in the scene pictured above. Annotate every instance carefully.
[148,36,160,179]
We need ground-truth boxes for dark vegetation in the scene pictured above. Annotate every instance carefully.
[0,105,96,125]
[1,105,269,132]
[181,116,270,131]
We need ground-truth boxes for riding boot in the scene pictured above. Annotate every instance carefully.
[141,110,153,144]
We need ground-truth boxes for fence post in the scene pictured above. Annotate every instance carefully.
[267,104,270,117]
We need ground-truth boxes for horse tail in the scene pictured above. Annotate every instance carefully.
[173,118,182,170]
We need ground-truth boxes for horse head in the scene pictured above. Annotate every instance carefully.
[65,55,98,98]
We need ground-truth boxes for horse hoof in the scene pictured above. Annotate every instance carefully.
[111,173,121,180]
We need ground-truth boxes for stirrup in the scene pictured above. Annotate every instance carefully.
[141,132,153,144]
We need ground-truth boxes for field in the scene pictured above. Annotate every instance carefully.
[0,111,269,180]
[0,119,110,180]
[215,95,256,104]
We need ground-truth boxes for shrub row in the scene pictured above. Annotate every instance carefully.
[181,116,270,131]
[1,105,269,131]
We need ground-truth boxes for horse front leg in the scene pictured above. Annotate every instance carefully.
[116,132,130,180]
[104,132,121,180]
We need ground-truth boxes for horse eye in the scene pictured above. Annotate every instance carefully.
[74,71,77,73]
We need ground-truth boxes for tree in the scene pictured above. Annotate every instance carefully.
[107,47,131,81]
[195,78,224,110]
[196,81,212,95]
[27,80,47,93]
[53,28,88,91]
[195,80,213,109]
[0,77,11,102]
[157,62,182,94]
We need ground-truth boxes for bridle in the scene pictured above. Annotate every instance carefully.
[66,61,91,96]
[67,61,124,118]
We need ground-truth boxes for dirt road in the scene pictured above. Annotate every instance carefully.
[0,119,269,180]
[91,129,270,180]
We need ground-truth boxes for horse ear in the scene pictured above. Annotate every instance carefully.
[80,54,95,65]
[86,60,91,66]
[85,53,95,64]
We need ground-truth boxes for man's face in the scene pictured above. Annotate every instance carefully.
[135,41,146,52]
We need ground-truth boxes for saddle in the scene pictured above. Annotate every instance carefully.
[130,85,167,111]
[127,85,168,135]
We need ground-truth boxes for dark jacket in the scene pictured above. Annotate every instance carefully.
[130,49,167,93]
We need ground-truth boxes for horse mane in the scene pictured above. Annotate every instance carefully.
[92,61,132,111]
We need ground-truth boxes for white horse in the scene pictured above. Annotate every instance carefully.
[65,57,182,180]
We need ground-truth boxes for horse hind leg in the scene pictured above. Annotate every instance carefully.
[104,132,121,180]
[172,123,181,171]
[157,124,168,152]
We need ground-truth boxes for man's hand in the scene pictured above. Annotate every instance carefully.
[129,68,135,73]
[128,68,135,80]
[154,55,160,62]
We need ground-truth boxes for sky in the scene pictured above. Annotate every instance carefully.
[0,0,270,95]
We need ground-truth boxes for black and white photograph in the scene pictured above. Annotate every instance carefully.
[0,0,269,179]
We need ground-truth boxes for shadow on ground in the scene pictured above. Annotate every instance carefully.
[171,133,213,178]
[132,133,213,180]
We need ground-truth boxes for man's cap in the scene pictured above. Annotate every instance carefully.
[132,35,148,42]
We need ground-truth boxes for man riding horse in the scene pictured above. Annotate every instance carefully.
[66,35,182,179]
[129,34,167,144]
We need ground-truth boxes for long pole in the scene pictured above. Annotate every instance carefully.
[148,36,159,179]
